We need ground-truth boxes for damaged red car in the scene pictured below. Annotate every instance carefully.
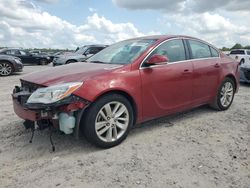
[12,35,240,148]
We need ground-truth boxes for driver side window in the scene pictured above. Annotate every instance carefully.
[146,39,186,63]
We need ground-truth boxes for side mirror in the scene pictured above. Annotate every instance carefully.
[146,54,169,66]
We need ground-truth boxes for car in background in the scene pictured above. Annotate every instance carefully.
[12,35,239,148]
[229,49,250,65]
[0,48,51,65]
[0,55,23,76]
[229,49,250,83]
[52,45,107,66]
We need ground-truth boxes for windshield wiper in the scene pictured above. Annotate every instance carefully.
[90,60,107,64]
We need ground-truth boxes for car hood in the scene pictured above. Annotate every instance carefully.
[22,62,123,86]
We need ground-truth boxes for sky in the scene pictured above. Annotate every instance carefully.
[0,0,249,49]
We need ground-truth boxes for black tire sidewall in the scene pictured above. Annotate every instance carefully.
[81,94,134,148]
[216,78,235,110]
[40,59,47,65]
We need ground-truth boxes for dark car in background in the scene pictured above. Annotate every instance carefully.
[52,45,107,66]
[0,55,23,76]
[0,48,51,65]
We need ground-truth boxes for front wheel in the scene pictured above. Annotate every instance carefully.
[210,78,235,111]
[39,59,48,65]
[81,94,134,148]
[0,62,13,76]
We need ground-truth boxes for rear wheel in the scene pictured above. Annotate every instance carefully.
[0,62,13,76]
[240,59,245,65]
[210,78,235,111]
[81,94,134,148]
[40,59,48,65]
[66,60,77,64]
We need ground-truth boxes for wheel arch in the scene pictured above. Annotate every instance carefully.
[66,59,77,64]
[225,74,237,90]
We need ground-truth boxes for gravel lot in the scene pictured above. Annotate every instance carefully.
[0,65,249,188]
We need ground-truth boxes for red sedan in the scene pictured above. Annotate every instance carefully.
[12,35,240,148]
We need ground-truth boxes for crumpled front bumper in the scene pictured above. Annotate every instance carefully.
[12,86,89,122]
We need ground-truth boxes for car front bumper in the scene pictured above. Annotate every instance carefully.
[12,85,90,132]
[13,61,23,72]
[52,58,66,66]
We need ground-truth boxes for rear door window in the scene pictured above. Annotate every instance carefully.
[247,51,250,55]
[188,40,211,59]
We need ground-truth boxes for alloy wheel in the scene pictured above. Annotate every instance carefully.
[95,101,129,142]
[0,62,12,76]
[220,82,234,108]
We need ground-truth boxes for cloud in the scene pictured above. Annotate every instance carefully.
[113,0,250,47]
[113,0,250,13]
[112,0,186,12]
[0,0,148,49]
[33,0,58,4]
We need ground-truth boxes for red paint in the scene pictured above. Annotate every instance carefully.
[13,98,39,121]
[15,35,240,124]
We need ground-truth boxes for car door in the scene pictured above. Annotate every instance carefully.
[19,50,36,64]
[186,39,221,104]
[140,39,193,120]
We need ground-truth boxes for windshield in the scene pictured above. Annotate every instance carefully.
[75,46,88,55]
[88,39,157,65]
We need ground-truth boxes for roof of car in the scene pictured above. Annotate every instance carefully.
[230,49,247,51]
[81,45,108,47]
[130,35,199,41]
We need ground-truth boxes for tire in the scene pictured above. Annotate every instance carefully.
[240,59,245,65]
[0,61,13,76]
[66,60,77,64]
[210,77,236,111]
[81,93,134,148]
[40,59,48,65]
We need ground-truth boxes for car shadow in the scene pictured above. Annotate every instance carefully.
[130,105,214,137]
[240,82,250,87]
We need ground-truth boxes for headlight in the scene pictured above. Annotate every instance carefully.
[27,82,83,104]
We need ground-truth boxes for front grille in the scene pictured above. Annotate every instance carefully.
[244,69,250,80]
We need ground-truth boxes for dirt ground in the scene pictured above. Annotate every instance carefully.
[0,65,249,188]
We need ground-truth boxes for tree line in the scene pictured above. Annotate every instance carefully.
[221,43,250,51]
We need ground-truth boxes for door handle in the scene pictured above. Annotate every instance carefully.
[214,63,220,68]
[183,69,191,74]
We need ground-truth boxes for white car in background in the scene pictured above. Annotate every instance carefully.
[229,49,250,65]
[229,49,250,83]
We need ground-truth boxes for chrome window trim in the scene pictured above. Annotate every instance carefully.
[139,37,221,70]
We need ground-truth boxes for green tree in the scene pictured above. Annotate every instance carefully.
[221,47,230,51]
[231,43,243,49]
